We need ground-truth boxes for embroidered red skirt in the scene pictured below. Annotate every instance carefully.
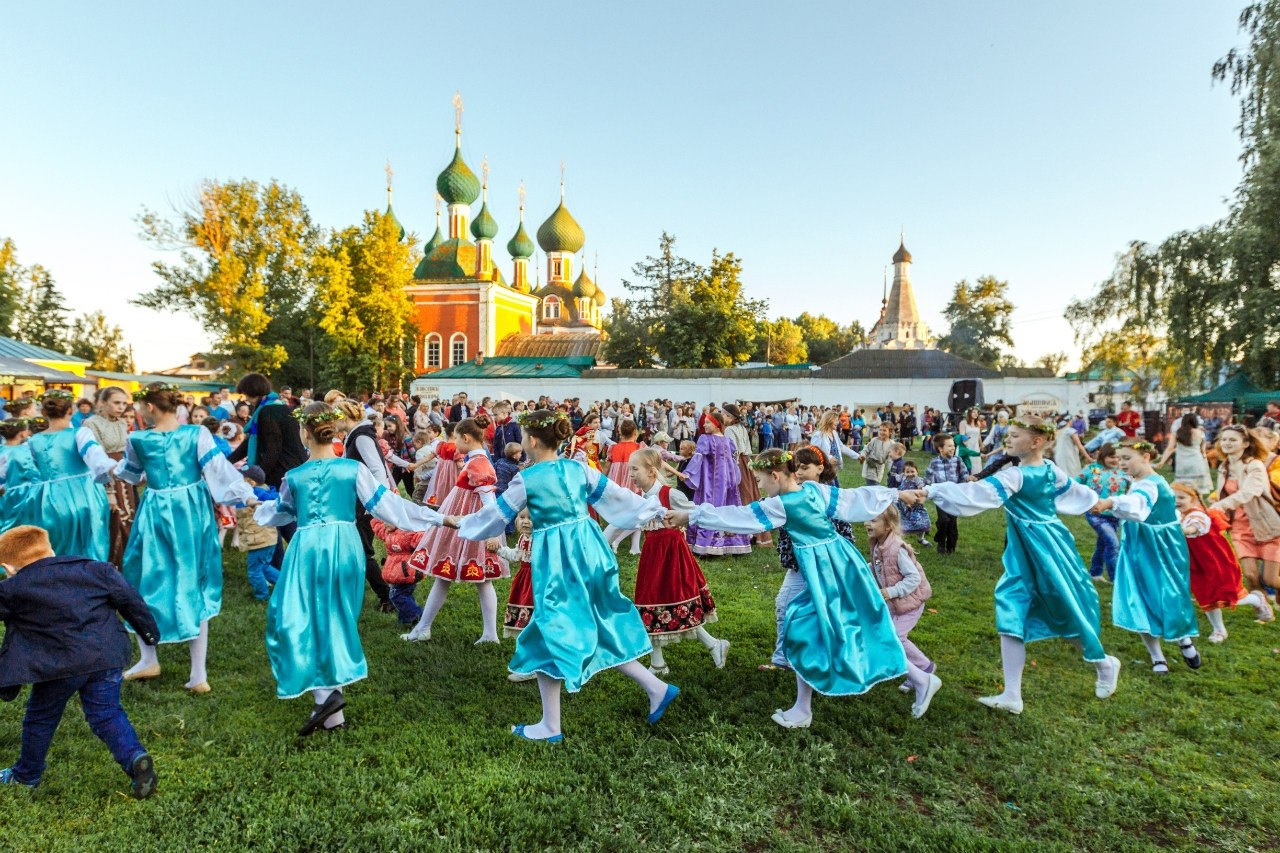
[634,527,717,644]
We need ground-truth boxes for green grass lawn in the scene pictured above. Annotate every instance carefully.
[1,452,1277,851]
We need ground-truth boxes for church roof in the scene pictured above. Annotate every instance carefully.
[507,221,535,259]
[413,237,478,280]
[471,201,498,241]
[537,202,585,254]
[385,204,406,241]
[572,267,597,298]
[436,145,481,205]
[893,240,912,264]
[496,332,603,360]
[882,271,922,329]
[817,348,1001,379]
[428,355,593,380]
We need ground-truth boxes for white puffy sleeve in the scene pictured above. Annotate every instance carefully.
[197,428,256,505]
[688,496,787,534]
[809,482,897,523]
[357,464,442,531]
[113,436,147,485]
[76,426,117,484]
[1051,461,1104,516]
[927,467,1022,517]
[1107,477,1158,522]
[1181,509,1211,537]
[457,474,526,541]
[583,463,666,529]
[254,478,297,527]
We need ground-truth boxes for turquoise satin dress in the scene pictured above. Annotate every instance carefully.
[26,428,109,560]
[1113,476,1198,641]
[509,459,653,691]
[993,464,1105,660]
[122,426,223,643]
[0,443,42,534]
[266,459,370,699]
[779,483,907,696]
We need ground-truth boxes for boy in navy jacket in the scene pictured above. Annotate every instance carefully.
[0,526,161,798]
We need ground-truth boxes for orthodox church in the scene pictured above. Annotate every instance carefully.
[400,108,606,375]
[867,238,931,349]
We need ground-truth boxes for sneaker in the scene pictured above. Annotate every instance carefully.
[1255,597,1275,623]
[0,768,37,789]
[127,754,157,800]
[400,626,431,642]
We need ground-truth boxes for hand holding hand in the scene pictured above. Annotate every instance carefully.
[1091,499,1113,514]
[897,489,927,506]
[484,540,500,553]
[664,510,691,528]
[443,515,461,529]
[879,587,891,601]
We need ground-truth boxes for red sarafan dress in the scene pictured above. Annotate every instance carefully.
[426,442,458,509]
[501,533,533,637]
[410,450,508,583]
[634,484,717,645]
[606,441,642,494]
[1183,507,1248,609]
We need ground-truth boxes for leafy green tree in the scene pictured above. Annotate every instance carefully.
[792,312,866,364]
[0,237,23,337]
[135,179,319,377]
[1035,351,1069,375]
[601,298,659,368]
[935,276,1015,368]
[753,318,808,364]
[13,266,69,351]
[313,209,417,392]
[659,251,765,368]
[67,310,135,372]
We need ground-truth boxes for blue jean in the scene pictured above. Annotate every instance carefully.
[389,582,423,625]
[247,545,280,599]
[10,668,146,785]
[772,570,809,666]
[1085,513,1119,580]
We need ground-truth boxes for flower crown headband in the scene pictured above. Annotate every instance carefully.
[515,409,567,430]
[292,407,344,427]
[38,388,75,403]
[749,450,793,471]
[1008,418,1055,437]
[1124,440,1157,454]
[131,383,181,402]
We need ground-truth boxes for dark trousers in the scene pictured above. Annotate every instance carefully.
[270,521,297,570]
[934,509,959,554]
[10,668,145,785]
[357,509,391,603]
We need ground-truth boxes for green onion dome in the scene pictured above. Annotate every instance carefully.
[536,202,585,254]
[572,267,597,299]
[592,285,606,307]
[385,204,406,242]
[436,146,481,205]
[471,201,498,241]
[414,224,446,278]
[507,221,535,259]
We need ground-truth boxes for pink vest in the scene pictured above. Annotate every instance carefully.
[870,534,933,615]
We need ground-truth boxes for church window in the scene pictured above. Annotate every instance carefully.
[450,333,467,367]
[544,296,561,320]
[425,334,442,368]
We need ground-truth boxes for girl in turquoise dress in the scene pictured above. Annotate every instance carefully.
[115,383,256,694]
[19,389,115,560]
[925,417,1121,715]
[0,418,37,534]
[254,403,445,736]
[667,448,941,729]
[454,409,679,744]
[1093,440,1201,675]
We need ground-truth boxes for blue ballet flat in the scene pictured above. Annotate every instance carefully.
[511,724,563,744]
[648,684,681,725]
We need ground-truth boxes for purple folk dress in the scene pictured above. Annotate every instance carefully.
[685,433,752,556]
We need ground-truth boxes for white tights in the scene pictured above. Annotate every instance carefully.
[776,661,931,724]
[123,620,210,687]
[988,637,1114,704]
[311,688,345,728]
[649,626,719,669]
[517,661,668,740]
[411,578,500,642]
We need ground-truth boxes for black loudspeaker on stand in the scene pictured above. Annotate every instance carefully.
[948,379,984,413]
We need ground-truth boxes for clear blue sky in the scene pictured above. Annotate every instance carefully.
[0,1,1246,372]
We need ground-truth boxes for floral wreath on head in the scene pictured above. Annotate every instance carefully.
[1008,418,1055,437]
[131,383,182,402]
[292,407,344,427]
[749,450,793,471]
[1124,439,1157,455]
[38,388,75,403]
[515,409,568,430]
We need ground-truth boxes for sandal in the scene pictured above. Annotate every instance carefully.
[757,663,791,672]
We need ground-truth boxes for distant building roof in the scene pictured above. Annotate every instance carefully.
[0,335,91,364]
[495,332,603,360]
[582,367,820,380]
[428,356,594,380]
[1000,366,1058,378]
[818,348,1002,379]
[0,356,96,385]
[87,370,225,393]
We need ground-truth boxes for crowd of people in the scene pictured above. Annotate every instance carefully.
[1,378,1279,797]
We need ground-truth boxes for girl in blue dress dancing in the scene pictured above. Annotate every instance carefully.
[924,416,1121,715]
[452,409,678,744]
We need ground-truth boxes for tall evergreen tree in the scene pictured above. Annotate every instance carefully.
[14,266,69,351]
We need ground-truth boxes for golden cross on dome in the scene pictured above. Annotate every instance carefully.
[482,156,489,191]
[559,161,566,201]
[452,91,464,135]
[518,181,526,217]
[434,192,442,216]
[385,160,393,204]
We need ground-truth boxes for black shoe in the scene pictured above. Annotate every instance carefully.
[1180,643,1202,670]
[298,692,347,737]
[128,753,157,800]
[377,600,397,614]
